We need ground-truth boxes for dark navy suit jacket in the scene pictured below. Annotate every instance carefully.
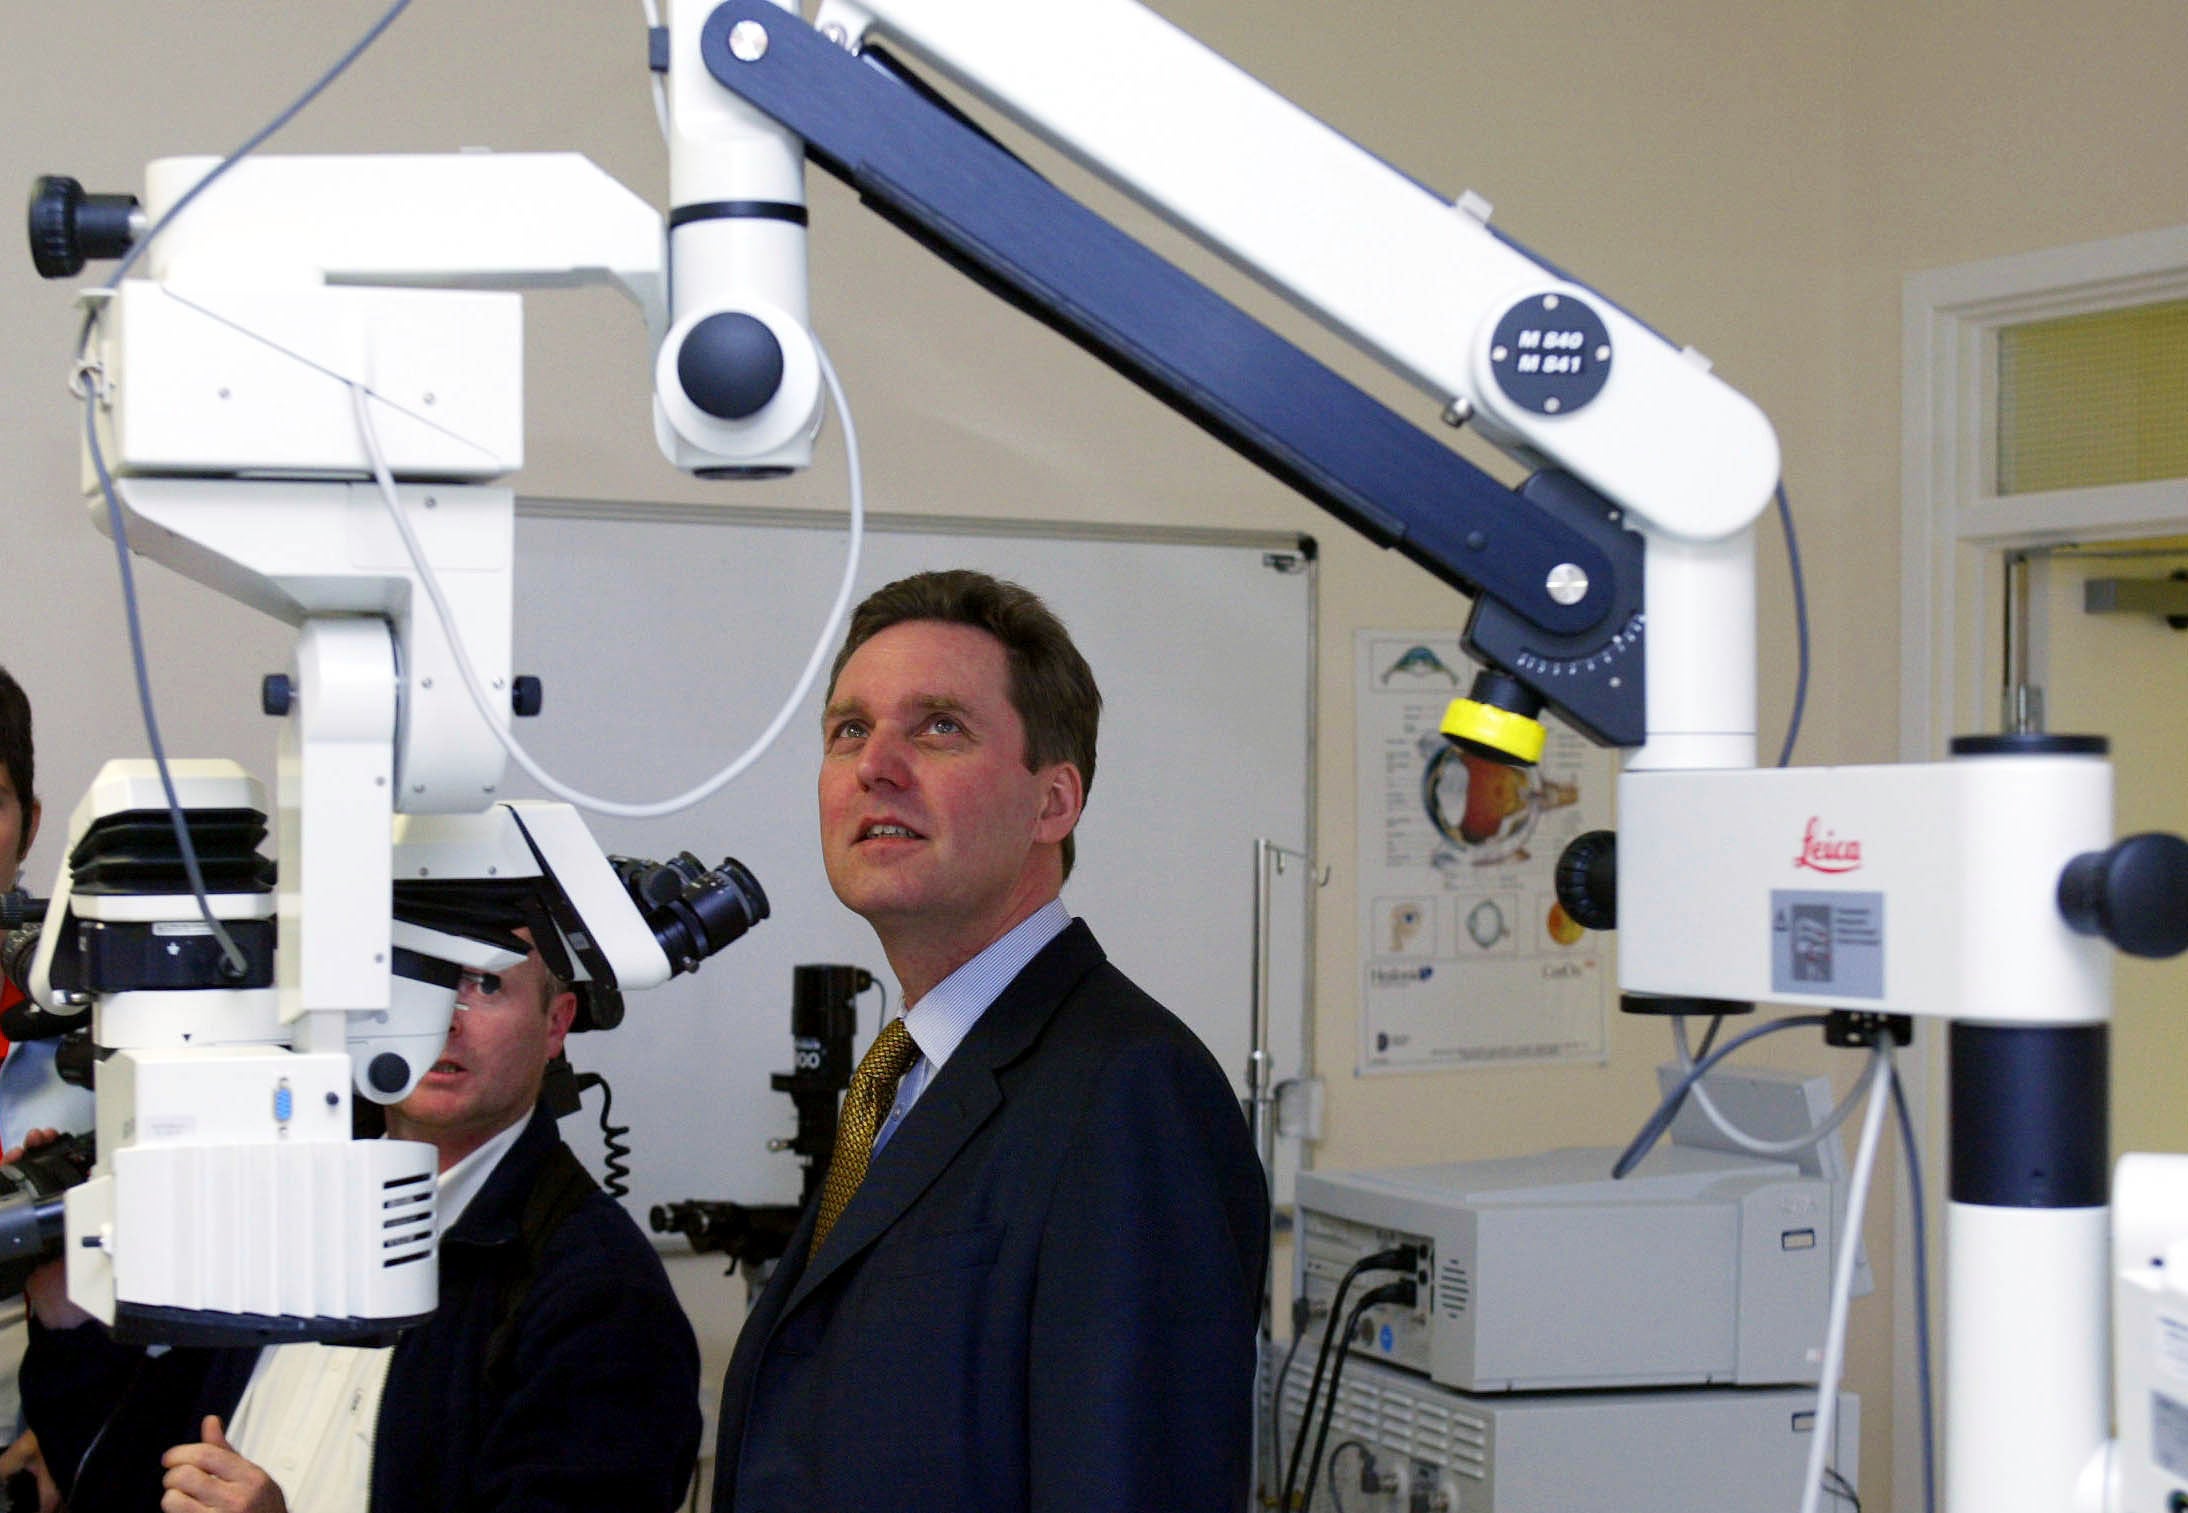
[713,920,1269,1512]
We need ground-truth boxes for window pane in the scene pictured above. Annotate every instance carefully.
[1997,299,2188,495]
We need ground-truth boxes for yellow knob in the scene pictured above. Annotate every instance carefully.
[1440,697,1547,766]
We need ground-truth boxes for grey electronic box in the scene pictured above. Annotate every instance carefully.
[1266,1344,1860,1513]
[1291,1068,1857,1393]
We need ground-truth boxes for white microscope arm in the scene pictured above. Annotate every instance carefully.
[660,7,2188,1511]
[810,0,1779,545]
[664,0,1774,770]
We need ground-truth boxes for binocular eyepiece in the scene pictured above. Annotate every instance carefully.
[611,853,769,977]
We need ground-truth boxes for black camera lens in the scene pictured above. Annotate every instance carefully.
[613,853,769,976]
[0,892,44,931]
[0,1131,95,1299]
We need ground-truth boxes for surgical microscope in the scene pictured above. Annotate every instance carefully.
[27,0,2188,1506]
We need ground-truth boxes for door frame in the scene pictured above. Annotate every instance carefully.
[1899,223,2188,1512]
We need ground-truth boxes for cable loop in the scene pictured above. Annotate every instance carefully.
[68,357,109,403]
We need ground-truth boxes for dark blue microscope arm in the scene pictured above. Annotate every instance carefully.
[695,0,1646,747]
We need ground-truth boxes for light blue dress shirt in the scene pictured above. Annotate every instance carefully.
[871,899,1071,1155]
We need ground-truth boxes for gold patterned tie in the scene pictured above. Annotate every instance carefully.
[810,1017,920,1255]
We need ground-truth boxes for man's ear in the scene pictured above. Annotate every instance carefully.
[1031,763,1085,846]
[544,989,578,1059]
[18,798,39,864]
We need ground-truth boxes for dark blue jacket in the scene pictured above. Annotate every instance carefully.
[25,1104,700,1511]
[714,920,1270,1513]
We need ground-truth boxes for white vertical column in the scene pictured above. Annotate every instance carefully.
[279,617,396,1052]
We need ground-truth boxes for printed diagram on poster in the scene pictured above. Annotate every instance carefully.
[1357,631,1614,1072]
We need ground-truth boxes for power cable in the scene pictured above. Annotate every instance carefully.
[1300,1280,1416,1513]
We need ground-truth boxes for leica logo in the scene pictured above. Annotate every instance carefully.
[1794,818,1863,874]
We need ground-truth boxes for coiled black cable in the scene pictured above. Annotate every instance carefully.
[574,1070,631,1199]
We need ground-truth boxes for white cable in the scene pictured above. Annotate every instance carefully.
[349,340,863,820]
[1672,1015,1872,1159]
[1797,1045,1893,1513]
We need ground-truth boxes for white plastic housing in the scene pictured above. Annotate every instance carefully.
[69,1047,438,1328]
[1947,1202,2109,1513]
[92,152,667,483]
[65,758,264,833]
[93,278,524,480]
[278,618,397,1038]
[2109,1154,2188,1513]
[656,0,825,472]
[101,479,514,817]
[137,154,663,302]
[1631,525,1758,770]
[1616,754,2112,1023]
[500,802,675,990]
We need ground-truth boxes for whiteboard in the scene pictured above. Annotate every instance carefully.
[507,500,1316,1227]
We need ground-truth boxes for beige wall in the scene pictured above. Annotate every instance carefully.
[5,3,2186,1507]
[1846,8,2188,1506]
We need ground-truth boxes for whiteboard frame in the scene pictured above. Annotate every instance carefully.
[513,495,1321,1228]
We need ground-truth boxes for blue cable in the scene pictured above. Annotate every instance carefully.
[1775,482,1811,767]
[72,0,416,975]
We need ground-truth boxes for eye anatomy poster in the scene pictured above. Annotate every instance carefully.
[1356,631,1614,1072]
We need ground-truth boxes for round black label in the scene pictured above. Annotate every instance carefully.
[1488,293,1612,415]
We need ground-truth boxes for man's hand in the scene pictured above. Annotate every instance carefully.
[19,1255,86,1332]
[0,1430,62,1513]
[0,1128,60,1166]
[159,1416,287,1513]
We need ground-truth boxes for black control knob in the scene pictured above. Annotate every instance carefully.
[677,311,784,420]
[511,675,543,717]
[28,175,140,279]
[631,861,690,911]
[1555,829,1618,931]
[2058,833,2188,959]
[366,1052,412,1095]
[261,674,294,717]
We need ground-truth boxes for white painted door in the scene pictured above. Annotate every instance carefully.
[2037,541,2188,1160]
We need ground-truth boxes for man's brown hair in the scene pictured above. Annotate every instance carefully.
[827,570,1100,878]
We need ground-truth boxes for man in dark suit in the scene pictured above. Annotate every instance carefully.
[713,569,1268,1512]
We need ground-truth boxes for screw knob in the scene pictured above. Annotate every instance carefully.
[261,674,294,717]
[511,675,543,717]
[1555,829,1618,931]
[678,311,784,420]
[28,175,139,279]
[2058,833,2188,959]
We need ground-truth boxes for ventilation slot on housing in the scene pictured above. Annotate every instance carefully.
[1438,1259,1471,1318]
[378,1177,436,1268]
